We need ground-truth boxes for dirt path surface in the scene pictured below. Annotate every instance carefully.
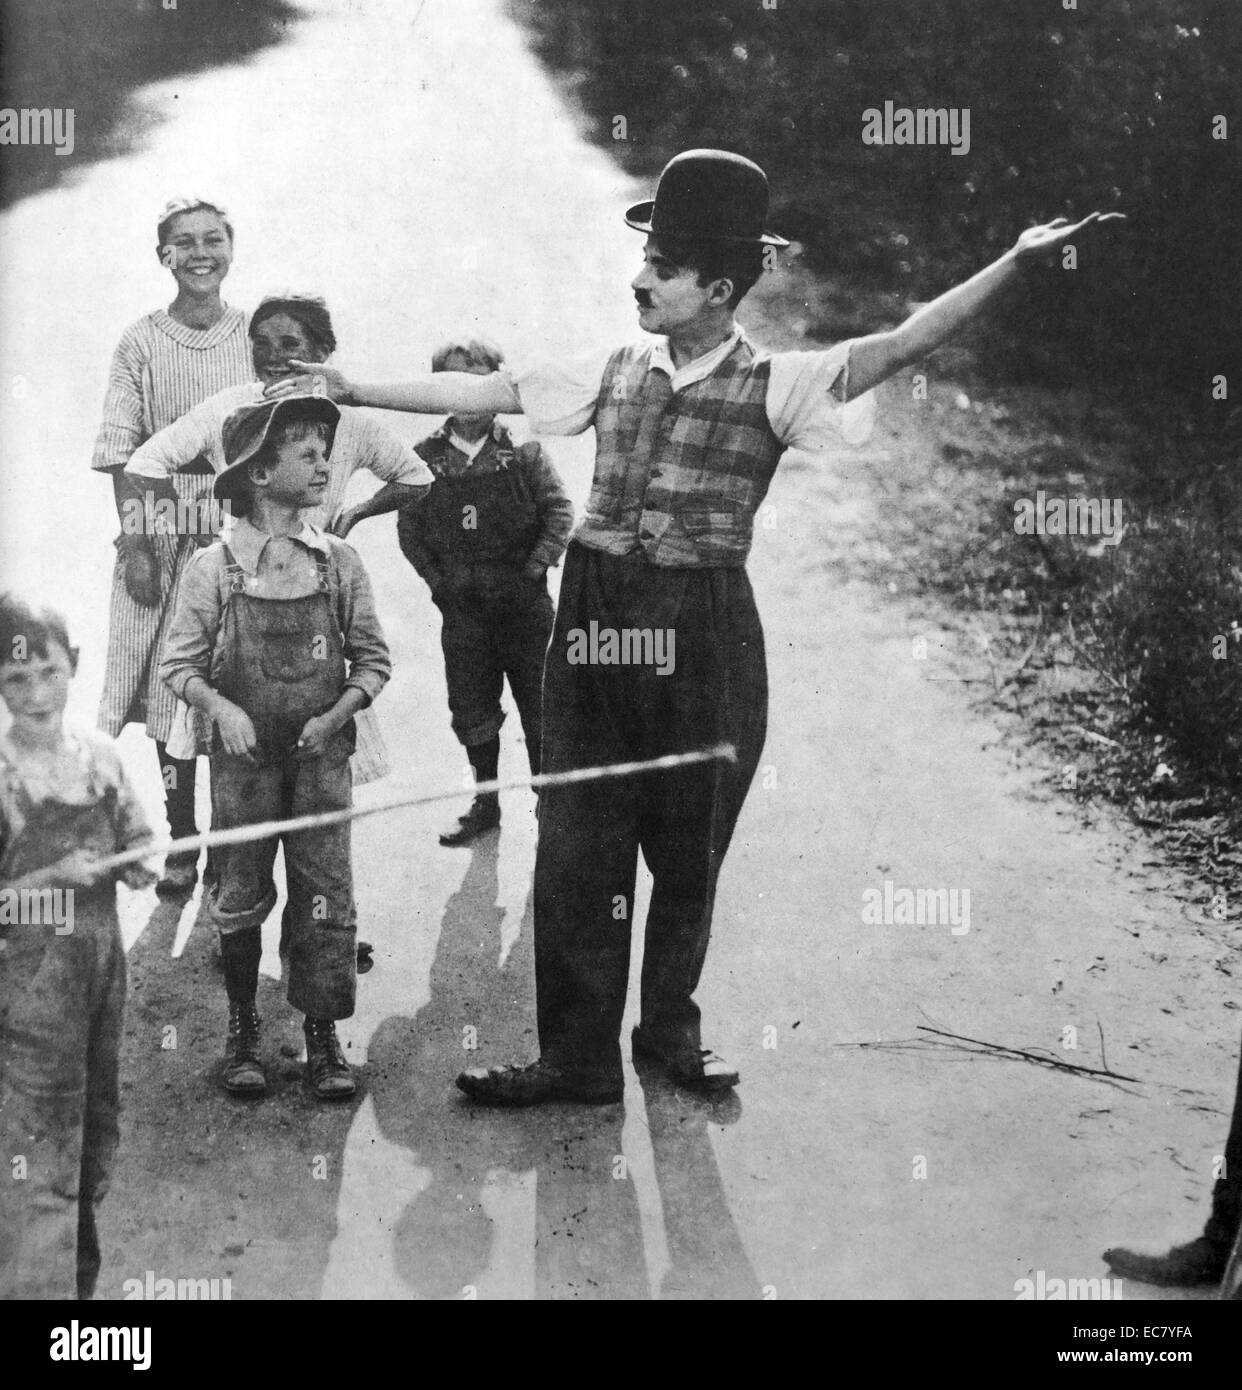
[1,0,1237,1300]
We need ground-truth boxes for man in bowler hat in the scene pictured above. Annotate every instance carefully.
[271,149,1120,1105]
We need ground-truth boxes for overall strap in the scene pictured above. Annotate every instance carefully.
[314,549,333,593]
[211,544,247,668]
[220,544,247,595]
[315,543,349,649]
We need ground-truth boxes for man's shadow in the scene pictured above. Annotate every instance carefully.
[367,838,762,1299]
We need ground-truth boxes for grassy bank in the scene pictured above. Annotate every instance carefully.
[508,0,1242,915]
[0,0,299,207]
[749,257,1242,919]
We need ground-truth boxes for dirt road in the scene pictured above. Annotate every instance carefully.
[1,0,1237,1299]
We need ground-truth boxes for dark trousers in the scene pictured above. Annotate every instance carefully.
[438,573,553,773]
[534,542,767,1085]
[1206,1027,1242,1249]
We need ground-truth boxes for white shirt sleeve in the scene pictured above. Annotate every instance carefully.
[353,413,434,487]
[124,386,242,477]
[766,340,877,453]
[503,349,613,436]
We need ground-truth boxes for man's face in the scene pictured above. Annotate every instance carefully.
[631,236,720,335]
[0,641,75,730]
[251,313,326,386]
[159,210,233,297]
[252,426,331,509]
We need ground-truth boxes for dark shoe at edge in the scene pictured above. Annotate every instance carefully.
[156,851,199,899]
[1102,1236,1229,1288]
[456,1058,622,1107]
[439,795,501,847]
[631,1026,739,1092]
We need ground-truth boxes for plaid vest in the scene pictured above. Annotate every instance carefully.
[576,337,784,567]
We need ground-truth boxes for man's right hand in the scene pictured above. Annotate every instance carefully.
[213,702,259,760]
[122,541,161,607]
[265,361,355,404]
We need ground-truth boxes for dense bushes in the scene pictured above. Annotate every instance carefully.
[510,0,1242,795]
[510,0,1239,396]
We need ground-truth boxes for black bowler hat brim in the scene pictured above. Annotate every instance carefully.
[624,200,790,247]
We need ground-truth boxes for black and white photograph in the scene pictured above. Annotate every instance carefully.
[0,0,1239,1348]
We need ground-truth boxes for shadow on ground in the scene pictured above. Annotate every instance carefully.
[100,886,364,1299]
[367,839,764,1300]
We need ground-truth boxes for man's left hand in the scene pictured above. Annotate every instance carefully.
[1013,211,1126,265]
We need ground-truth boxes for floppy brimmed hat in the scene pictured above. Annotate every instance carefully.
[214,394,340,505]
[625,148,789,247]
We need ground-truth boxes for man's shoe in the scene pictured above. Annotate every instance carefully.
[1102,1236,1229,1288]
[456,1058,622,1107]
[439,795,501,846]
[304,1017,356,1100]
[631,1027,739,1092]
[222,1004,266,1095]
[156,850,199,898]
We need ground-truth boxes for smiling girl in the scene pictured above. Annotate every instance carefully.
[91,198,253,895]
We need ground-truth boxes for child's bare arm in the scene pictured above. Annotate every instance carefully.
[846,212,1125,401]
[265,362,523,416]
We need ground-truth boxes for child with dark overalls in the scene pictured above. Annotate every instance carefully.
[159,394,391,1100]
[397,337,572,846]
[0,594,156,1299]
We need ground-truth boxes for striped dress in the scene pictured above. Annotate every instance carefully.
[92,307,252,742]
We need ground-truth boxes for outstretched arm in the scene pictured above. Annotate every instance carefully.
[845,212,1125,401]
[266,362,523,416]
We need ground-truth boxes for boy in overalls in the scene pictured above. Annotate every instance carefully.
[0,594,156,1299]
[160,394,391,1100]
[396,337,572,845]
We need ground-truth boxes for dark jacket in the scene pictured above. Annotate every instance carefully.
[396,421,573,595]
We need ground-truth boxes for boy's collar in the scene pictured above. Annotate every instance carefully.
[226,514,328,574]
[437,418,508,447]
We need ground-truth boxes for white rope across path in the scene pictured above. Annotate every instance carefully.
[94,743,738,875]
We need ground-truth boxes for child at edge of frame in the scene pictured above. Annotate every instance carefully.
[158,392,392,1103]
[0,592,157,1300]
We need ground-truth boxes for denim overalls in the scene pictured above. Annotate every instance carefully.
[416,437,553,766]
[0,740,130,1299]
[205,546,358,1020]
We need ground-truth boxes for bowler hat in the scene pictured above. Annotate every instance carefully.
[215,393,340,505]
[625,149,789,247]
